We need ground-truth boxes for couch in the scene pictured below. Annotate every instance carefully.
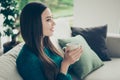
[0,18,120,80]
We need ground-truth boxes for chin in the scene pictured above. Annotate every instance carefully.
[44,32,54,37]
[46,34,53,37]
[49,34,53,36]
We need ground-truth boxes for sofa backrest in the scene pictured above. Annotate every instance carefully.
[106,33,120,57]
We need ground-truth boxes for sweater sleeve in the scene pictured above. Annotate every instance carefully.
[56,72,72,80]
[16,49,47,80]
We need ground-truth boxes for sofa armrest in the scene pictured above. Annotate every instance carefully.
[106,33,120,58]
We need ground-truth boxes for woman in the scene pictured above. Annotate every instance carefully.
[16,2,83,80]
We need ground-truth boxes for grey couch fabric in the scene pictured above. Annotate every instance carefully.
[0,49,3,56]
[84,58,120,80]
[106,34,120,58]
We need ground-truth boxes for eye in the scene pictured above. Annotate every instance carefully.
[46,19,51,22]
[46,16,54,22]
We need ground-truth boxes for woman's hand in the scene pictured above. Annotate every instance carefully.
[60,47,83,74]
[63,46,83,65]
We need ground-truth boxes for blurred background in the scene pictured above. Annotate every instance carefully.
[0,0,73,53]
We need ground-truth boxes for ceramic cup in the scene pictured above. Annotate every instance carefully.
[64,42,81,51]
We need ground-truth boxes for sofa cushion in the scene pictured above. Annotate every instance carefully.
[58,35,104,79]
[0,43,24,80]
[71,25,111,61]
[84,58,120,80]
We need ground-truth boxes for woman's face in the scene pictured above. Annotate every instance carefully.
[42,8,56,36]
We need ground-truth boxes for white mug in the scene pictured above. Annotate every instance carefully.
[63,42,81,51]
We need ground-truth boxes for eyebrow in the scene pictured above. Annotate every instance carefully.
[45,16,53,19]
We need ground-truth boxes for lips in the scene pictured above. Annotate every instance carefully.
[50,28,54,32]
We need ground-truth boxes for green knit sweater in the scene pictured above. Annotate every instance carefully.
[16,44,72,80]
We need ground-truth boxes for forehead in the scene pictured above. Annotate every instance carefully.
[42,8,52,18]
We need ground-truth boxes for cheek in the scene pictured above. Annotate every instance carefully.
[43,23,50,34]
[43,23,49,30]
[43,22,51,29]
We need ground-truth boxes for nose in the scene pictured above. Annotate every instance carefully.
[52,19,56,26]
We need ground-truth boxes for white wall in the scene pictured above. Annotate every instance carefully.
[74,0,120,34]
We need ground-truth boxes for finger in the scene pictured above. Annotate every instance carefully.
[70,47,82,55]
[71,55,80,62]
[72,51,82,59]
[76,48,83,57]
[71,48,83,59]
[65,47,70,53]
[65,47,83,58]
[74,50,83,60]
[73,46,82,52]
[69,48,83,63]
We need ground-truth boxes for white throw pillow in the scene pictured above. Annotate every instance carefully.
[0,43,24,80]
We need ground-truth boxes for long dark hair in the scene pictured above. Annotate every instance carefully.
[20,2,63,80]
